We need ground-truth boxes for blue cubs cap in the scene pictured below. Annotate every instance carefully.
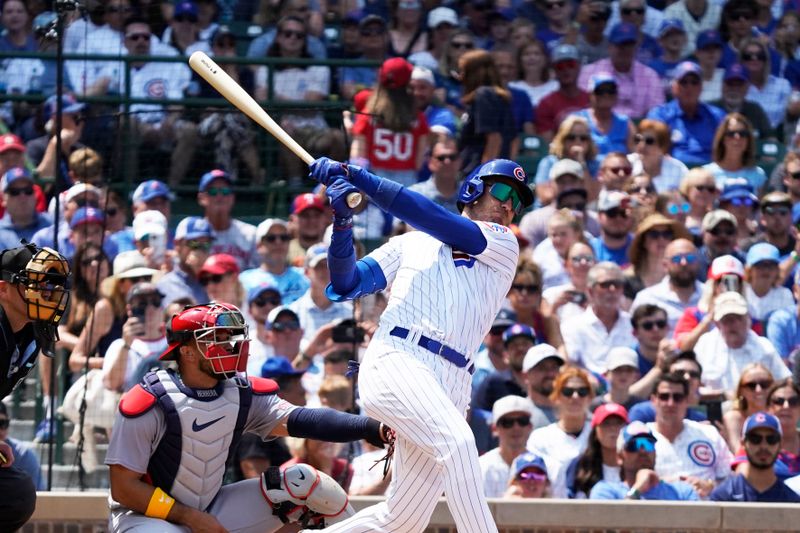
[608,23,638,45]
[247,282,280,305]
[672,61,702,81]
[617,421,657,451]
[746,242,780,267]
[132,179,175,203]
[657,18,685,38]
[175,216,215,241]
[512,452,547,477]
[742,411,782,439]
[198,169,233,192]
[502,323,537,345]
[697,29,723,49]
[44,94,85,122]
[1,167,33,191]
[719,177,757,203]
[70,206,104,229]
[724,63,750,83]
[173,0,198,20]
[588,72,617,92]
[493,309,517,329]
[261,356,304,379]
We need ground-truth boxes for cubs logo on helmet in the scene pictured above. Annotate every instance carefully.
[456,159,534,212]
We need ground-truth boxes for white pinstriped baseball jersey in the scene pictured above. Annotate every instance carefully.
[369,222,519,356]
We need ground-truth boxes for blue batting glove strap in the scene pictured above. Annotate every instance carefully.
[326,179,359,217]
[309,157,349,186]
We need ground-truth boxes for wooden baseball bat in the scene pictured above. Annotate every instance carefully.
[188,51,361,208]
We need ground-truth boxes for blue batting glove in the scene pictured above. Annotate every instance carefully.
[326,178,360,219]
[309,157,349,187]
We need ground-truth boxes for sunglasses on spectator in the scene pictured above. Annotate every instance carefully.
[546,1,566,8]
[603,208,628,219]
[325,354,349,364]
[594,87,617,96]
[360,27,386,37]
[7,186,34,196]
[74,198,99,208]
[621,7,645,15]
[789,171,800,180]
[730,11,754,21]
[562,202,587,211]
[667,202,691,215]
[742,52,766,61]
[434,153,458,162]
[638,319,666,331]
[669,253,697,264]
[264,234,291,243]
[694,184,717,193]
[253,296,281,307]
[489,326,508,336]
[743,380,772,391]
[678,77,701,86]
[126,32,151,41]
[595,279,622,290]
[709,226,736,237]
[561,386,590,398]
[511,283,539,293]
[497,415,531,429]
[205,187,232,196]
[272,320,300,332]
[625,437,655,453]
[628,185,656,195]
[646,229,673,240]
[125,275,152,284]
[450,40,474,49]
[488,182,523,214]
[745,433,781,445]
[771,396,800,408]
[280,29,306,39]
[186,240,212,251]
[656,392,686,403]
[106,207,119,217]
[605,166,632,176]
[81,255,103,267]
[724,197,754,207]
[0,418,8,429]
[174,15,197,22]
[570,254,595,265]
[554,60,579,72]
[634,134,657,146]
[565,133,589,142]
[763,205,790,216]
[132,297,163,308]
[517,470,548,482]
[200,274,225,286]
[725,129,750,139]
[675,369,702,380]
[108,5,134,13]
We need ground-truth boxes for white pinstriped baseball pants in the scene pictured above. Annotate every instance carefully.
[314,334,498,533]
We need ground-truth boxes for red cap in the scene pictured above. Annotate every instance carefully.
[200,253,240,276]
[0,134,24,154]
[379,57,413,89]
[591,403,629,428]
[292,193,325,215]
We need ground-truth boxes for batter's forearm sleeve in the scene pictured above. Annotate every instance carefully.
[287,407,384,446]
[328,223,358,294]
[348,165,487,255]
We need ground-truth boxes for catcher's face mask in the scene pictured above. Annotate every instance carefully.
[19,246,71,325]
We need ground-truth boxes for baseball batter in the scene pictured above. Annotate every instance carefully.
[306,157,534,532]
[106,302,394,532]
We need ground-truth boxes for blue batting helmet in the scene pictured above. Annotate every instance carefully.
[457,159,534,213]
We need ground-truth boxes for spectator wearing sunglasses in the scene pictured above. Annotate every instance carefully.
[244,283,282,376]
[101,282,167,392]
[590,420,698,500]
[709,64,774,141]
[241,218,309,305]
[198,170,257,271]
[628,351,709,423]
[648,372,731,497]
[535,45,591,141]
[562,261,636,374]
[721,363,774,452]
[646,62,725,166]
[523,343,567,427]
[163,1,207,55]
[573,74,635,157]
[156,216,213,306]
[408,136,461,214]
[743,243,794,323]
[338,15,391,100]
[262,307,305,379]
[712,412,800,502]
[694,210,745,283]
[704,114,766,193]
[747,192,796,264]
[766,270,800,362]
[472,323,537,412]
[647,19,688,88]
[695,291,790,394]
[472,309,516,391]
[0,168,51,247]
[504,452,551,499]
[544,241,596,323]
[737,37,793,132]
[716,178,758,248]
[628,120,688,194]
[767,379,800,475]
[592,190,634,267]
[479,395,536,497]
[199,253,242,308]
[528,367,595,498]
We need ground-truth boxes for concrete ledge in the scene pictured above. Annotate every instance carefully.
[30,492,800,530]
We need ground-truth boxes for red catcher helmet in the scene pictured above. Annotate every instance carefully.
[160,302,250,378]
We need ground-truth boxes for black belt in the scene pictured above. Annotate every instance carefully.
[389,327,474,375]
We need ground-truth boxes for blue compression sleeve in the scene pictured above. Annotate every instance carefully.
[287,407,384,446]
[348,165,487,255]
[327,222,358,294]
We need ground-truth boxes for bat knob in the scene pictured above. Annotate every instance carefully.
[346,193,362,209]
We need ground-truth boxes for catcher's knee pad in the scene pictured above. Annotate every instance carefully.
[261,464,349,519]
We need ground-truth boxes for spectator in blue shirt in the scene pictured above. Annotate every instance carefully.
[766,271,800,362]
[409,66,458,137]
[591,190,634,268]
[338,15,390,100]
[646,61,725,165]
[628,350,708,423]
[590,421,699,500]
[710,412,800,502]
[0,168,51,247]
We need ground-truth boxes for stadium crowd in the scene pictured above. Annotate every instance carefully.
[6,0,800,507]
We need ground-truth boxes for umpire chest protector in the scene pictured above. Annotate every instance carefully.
[121,369,274,510]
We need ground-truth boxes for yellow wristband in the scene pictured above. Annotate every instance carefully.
[145,487,175,520]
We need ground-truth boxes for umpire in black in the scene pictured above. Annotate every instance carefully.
[0,242,70,530]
